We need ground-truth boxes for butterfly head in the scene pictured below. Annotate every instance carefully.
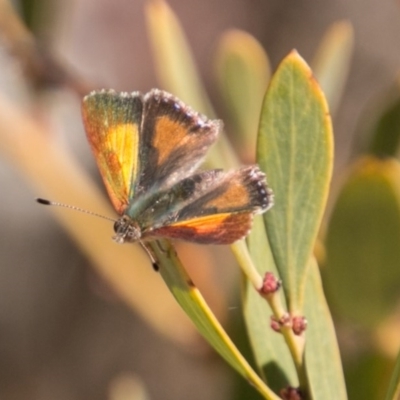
[113,215,141,244]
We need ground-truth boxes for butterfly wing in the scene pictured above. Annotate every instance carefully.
[82,89,220,216]
[149,213,256,244]
[142,165,273,244]
[82,90,143,214]
[137,89,221,195]
[131,169,224,228]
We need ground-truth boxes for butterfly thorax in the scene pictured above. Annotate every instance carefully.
[113,215,141,243]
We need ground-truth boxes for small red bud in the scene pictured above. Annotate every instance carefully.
[260,272,281,295]
[270,313,292,332]
[292,315,308,335]
[280,386,303,400]
[270,316,281,332]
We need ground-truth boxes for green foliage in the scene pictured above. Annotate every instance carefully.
[325,157,400,327]
[257,51,333,313]
[367,94,400,157]
[215,30,270,160]
[151,239,278,399]
[303,259,347,400]
[385,350,400,400]
[246,217,297,393]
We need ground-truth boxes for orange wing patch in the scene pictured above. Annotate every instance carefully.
[105,123,139,198]
[99,151,129,214]
[146,212,254,244]
[202,180,252,210]
[91,123,139,213]
[85,121,140,214]
[152,116,189,165]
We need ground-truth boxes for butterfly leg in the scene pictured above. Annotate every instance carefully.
[139,240,159,271]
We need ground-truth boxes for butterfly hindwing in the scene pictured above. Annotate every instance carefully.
[128,169,224,229]
[177,165,271,218]
[82,90,143,214]
[148,213,255,244]
[143,166,273,244]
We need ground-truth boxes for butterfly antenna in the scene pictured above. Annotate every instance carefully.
[36,198,117,222]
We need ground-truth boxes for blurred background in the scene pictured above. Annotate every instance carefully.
[1,0,400,399]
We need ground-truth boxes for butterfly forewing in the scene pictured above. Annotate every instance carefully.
[138,89,221,193]
[82,90,143,214]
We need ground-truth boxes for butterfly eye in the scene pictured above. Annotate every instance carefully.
[113,219,124,233]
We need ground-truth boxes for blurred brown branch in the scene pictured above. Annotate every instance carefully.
[0,0,92,95]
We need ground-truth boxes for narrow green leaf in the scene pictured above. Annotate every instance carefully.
[215,30,271,159]
[257,50,333,312]
[312,21,354,115]
[245,216,298,394]
[150,239,281,400]
[304,258,348,400]
[385,349,400,400]
[324,156,400,327]
[145,0,213,116]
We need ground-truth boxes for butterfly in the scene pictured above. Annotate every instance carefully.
[82,89,273,249]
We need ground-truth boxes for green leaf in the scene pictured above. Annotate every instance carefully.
[150,239,281,400]
[346,351,393,400]
[312,21,354,115]
[245,216,298,394]
[215,29,271,159]
[366,88,400,157]
[257,50,333,312]
[385,349,400,400]
[304,258,348,400]
[324,156,400,327]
